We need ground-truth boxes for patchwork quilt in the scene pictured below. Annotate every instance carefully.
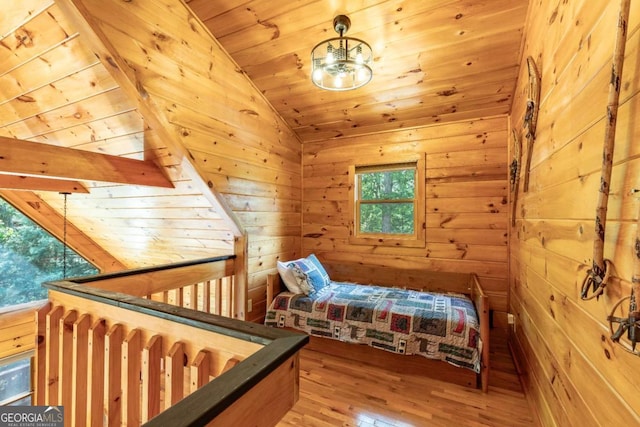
[265,282,481,373]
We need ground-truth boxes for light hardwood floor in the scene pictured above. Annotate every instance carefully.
[278,329,539,427]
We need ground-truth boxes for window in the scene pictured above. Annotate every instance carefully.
[0,197,98,309]
[0,352,33,406]
[0,198,100,407]
[349,155,425,247]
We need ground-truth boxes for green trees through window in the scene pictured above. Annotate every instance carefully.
[0,198,97,308]
[357,167,416,235]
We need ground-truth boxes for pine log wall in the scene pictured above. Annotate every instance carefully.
[68,0,303,322]
[301,117,509,319]
[510,0,640,425]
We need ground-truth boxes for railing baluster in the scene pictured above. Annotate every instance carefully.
[165,342,185,409]
[86,319,106,427]
[34,302,51,406]
[230,276,236,318]
[221,357,240,375]
[190,350,210,393]
[45,305,63,404]
[188,285,197,310]
[177,288,184,308]
[142,335,162,423]
[214,279,222,315]
[59,309,77,417]
[122,329,142,427]
[202,281,211,313]
[71,314,91,427]
[104,324,124,427]
[222,277,232,317]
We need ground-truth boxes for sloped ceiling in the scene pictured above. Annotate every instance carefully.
[0,0,528,270]
[0,0,242,269]
[188,0,529,142]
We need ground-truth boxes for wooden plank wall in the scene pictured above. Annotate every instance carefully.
[510,0,640,425]
[0,1,238,269]
[0,303,41,360]
[73,0,303,322]
[301,116,509,318]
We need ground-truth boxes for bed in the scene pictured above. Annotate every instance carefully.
[264,256,490,392]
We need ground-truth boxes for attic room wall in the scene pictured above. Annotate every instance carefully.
[509,0,640,425]
[70,0,302,322]
[302,116,509,319]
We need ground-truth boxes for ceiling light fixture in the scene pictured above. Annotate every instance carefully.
[311,15,372,91]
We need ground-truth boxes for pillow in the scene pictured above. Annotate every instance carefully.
[278,254,331,295]
[304,254,331,292]
[277,261,303,294]
[289,265,315,295]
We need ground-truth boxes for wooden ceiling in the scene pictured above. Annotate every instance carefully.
[0,0,529,270]
[0,0,239,269]
[188,0,529,142]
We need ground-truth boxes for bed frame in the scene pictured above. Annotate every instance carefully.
[266,268,490,392]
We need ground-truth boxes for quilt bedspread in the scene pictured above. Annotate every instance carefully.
[265,282,481,373]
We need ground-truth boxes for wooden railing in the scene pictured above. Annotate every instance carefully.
[34,257,308,426]
[71,255,243,319]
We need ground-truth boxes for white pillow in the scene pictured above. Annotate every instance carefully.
[277,261,303,294]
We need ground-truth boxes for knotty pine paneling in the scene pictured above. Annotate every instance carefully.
[71,0,302,321]
[188,0,527,143]
[509,0,640,424]
[302,116,509,315]
[0,0,302,312]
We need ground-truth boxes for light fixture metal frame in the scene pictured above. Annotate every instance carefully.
[310,15,373,91]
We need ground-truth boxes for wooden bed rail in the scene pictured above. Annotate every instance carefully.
[36,272,308,426]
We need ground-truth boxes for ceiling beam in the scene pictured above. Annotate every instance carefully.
[0,190,127,273]
[0,175,89,193]
[55,0,244,237]
[0,136,173,188]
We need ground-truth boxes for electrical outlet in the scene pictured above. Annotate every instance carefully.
[507,313,516,332]
[248,298,253,312]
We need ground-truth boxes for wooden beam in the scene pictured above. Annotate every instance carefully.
[0,136,173,188]
[0,175,89,193]
[55,0,245,236]
[0,190,127,273]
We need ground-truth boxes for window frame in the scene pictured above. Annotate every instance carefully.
[348,154,426,247]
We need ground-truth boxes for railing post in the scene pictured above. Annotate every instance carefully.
[234,234,248,320]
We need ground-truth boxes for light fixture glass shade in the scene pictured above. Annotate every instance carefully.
[311,16,372,91]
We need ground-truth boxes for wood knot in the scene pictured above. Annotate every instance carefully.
[240,109,259,117]
[437,88,457,97]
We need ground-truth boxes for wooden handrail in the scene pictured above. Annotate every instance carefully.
[69,255,236,297]
[65,255,243,319]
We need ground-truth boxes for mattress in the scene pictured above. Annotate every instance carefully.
[265,281,481,373]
